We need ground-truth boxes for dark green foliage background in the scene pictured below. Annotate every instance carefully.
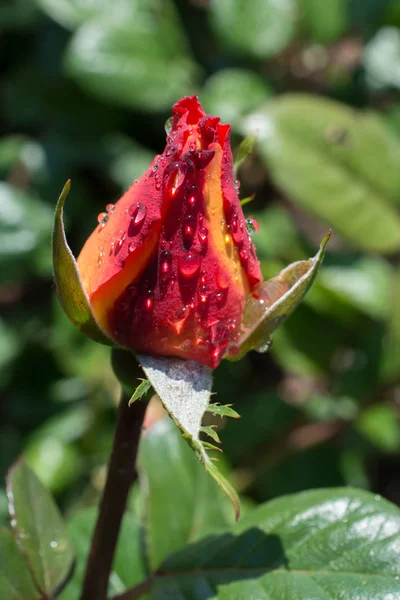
[3,0,400,595]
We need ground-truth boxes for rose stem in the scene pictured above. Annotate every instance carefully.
[80,390,147,600]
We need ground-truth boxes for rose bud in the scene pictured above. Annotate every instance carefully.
[76,96,262,368]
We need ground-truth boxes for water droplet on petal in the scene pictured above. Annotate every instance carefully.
[180,339,192,351]
[160,250,172,278]
[226,342,240,357]
[234,180,240,192]
[178,253,201,278]
[165,116,173,136]
[143,289,154,310]
[128,202,147,226]
[198,226,208,245]
[128,242,136,254]
[217,269,230,291]
[246,218,259,236]
[167,161,188,197]
[106,203,115,213]
[239,248,249,262]
[210,321,230,350]
[115,232,126,253]
[187,185,199,208]
[182,214,196,248]
[97,212,108,226]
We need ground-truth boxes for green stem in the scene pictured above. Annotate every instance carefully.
[80,389,147,600]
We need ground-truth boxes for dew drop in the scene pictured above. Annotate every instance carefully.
[128,242,136,254]
[128,202,147,226]
[226,342,240,357]
[155,179,161,191]
[256,340,271,354]
[217,269,230,291]
[164,116,173,136]
[239,248,249,262]
[50,540,58,549]
[246,218,259,236]
[97,212,108,226]
[198,226,209,244]
[115,232,127,253]
[175,306,188,320]
[210,321,230,350]
[187,185,199,208]
[160,250,172,278]
[106,203,115,213]
[143,289,154,310]
[180,339,192,351]
[178,252,201,278]
[234,179,240,192]
[167,161,188,197]
[182,214,196,248]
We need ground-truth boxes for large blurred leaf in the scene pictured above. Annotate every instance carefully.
[0,527,40,599]
[34,0,109,28]
[65,0,199,112]
[201,68,271,127]
[7,461,75,597]
[151,488,400,599]
[139,418,234,570]
[243,94,400,253]
[138,355,240,520]
[59,504,145,599]
[209,0,296,59]
[364,26,400,90]
[0,182,53,283]
[299,0,348,42]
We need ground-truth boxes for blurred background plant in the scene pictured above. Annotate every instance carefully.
[3,0,400,591]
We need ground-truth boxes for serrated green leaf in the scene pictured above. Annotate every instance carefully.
[201,426,221,444]
[138,418,234,570]
[52,180,113,346]
[151,488,400,599]
[243,94,400,253]
[235,234,329,357]
[206,403,241,419]
[129,378,152,406]
[6,461,75,597]
[138,354,241,520]
[0,527,40,599]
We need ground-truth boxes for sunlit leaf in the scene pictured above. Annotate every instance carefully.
[243,94,400,253]
[6,461,75,597]
[0,528,40,599]
[151,488,400,599]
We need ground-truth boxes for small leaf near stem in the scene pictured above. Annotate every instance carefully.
[129,379,152,405]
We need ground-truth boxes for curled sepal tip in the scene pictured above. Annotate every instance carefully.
[233,232,331,358]
[138,353,241,521]
[52,180,114,346]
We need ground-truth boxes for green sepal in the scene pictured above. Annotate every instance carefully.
[52,181,113,346]
[232,233,330,359]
